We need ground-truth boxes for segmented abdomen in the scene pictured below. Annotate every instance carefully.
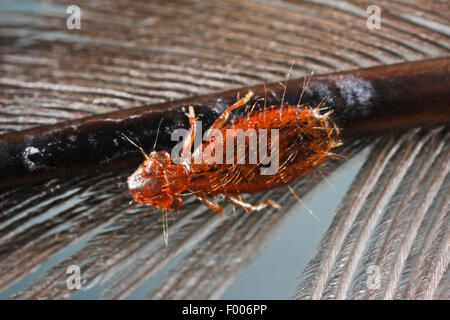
[188,105,339,194]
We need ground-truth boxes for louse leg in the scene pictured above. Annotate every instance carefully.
[181,106,197,160]
[195,91,254,157]
[207,91,254,134]
[225,194,280,212]
[196,192,225,218]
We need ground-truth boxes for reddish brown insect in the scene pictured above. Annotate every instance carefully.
[125,89,341,217]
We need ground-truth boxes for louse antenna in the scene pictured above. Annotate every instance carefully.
[121,133,150,160]
[153,118,164,151]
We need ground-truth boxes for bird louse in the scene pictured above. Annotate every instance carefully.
[125,77,341,219]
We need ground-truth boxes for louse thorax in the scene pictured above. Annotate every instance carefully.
[127,150,189,210]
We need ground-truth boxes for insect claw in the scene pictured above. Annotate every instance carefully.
[328,151,346,159]
[187,105,195,118]
[268,199,280,210]
[323,110,334,117]
[244,90,254,102]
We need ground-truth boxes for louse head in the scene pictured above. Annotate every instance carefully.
[127,150,188,210]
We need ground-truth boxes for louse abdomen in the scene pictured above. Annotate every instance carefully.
[188,105,339,194]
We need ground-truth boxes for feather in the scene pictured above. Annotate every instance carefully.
[297,127,449,299]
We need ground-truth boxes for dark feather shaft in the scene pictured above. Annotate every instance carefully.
[0,58,448,188]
